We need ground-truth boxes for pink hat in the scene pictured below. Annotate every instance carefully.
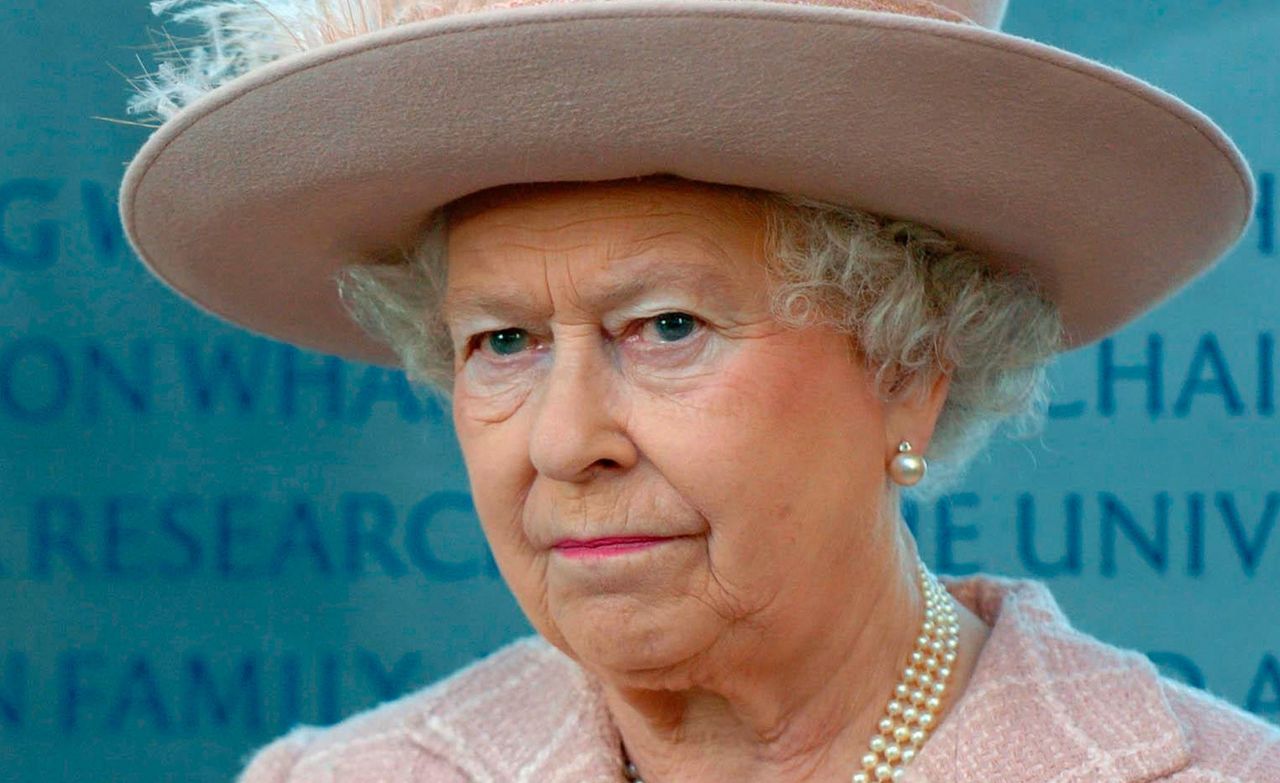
[117,0,1254,365]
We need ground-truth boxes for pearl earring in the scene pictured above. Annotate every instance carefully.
[889,440,927,486]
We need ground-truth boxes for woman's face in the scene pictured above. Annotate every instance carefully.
[443,179,937,679]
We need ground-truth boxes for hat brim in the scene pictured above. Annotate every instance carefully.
[118,0,1254,366]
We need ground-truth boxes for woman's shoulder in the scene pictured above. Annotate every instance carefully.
[1156,675,1280,781]
[233,635,602,783]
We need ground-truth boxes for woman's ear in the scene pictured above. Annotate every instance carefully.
[884,369,951,456]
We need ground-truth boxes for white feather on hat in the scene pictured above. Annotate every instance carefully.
[128,0,701,124]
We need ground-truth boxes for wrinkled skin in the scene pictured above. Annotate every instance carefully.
[443,177,990,782]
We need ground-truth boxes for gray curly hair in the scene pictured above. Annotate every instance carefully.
[336,174,1064,497]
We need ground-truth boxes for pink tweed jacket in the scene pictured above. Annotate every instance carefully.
[234,573,1280,782]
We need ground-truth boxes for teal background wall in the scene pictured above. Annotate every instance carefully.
[2,1,1277,780]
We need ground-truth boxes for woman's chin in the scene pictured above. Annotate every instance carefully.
[552,601,719,680]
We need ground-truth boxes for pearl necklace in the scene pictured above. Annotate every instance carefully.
[621,555,960,783]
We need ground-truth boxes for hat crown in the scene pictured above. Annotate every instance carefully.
[804,0,1009,28]
[935,0,1008,28]
[486,0,1008,28]
[125,0,1011,125]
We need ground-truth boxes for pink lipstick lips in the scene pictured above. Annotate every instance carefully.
[552,536,672,558]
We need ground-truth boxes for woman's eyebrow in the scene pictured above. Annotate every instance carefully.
[442,262,739,326]
[442,283,547,326]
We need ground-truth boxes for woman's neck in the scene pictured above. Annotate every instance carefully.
[598,542,992,783]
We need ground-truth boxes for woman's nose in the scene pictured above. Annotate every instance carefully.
[527,338,638,482]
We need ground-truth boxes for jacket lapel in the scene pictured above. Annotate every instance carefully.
[403,638,624,783]
[903,574,1192,783]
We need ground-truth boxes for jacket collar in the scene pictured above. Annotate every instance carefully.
[902,573,1192,783]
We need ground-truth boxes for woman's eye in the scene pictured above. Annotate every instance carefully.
[479,328,531,356]
[471,315,699,359]
[645,312,700,342]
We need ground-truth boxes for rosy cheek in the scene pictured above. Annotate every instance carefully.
[453,407,534,552]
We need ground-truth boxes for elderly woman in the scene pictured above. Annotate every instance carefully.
[118,0,1278,780]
